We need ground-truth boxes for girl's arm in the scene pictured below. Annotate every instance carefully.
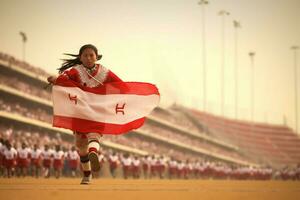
[47,68,78,84]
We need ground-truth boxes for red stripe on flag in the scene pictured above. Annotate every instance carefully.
[53,115,145,135]
[55,79,160,96]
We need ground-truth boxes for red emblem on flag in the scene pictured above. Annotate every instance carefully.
[115,103,126,115]
[68,93,77,105]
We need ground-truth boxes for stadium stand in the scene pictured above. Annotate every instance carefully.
[0,52,299,180]
[183,108,300,167]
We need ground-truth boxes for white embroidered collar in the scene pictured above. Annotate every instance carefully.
[74,64,109,87]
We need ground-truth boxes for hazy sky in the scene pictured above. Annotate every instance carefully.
[0,0,299,131]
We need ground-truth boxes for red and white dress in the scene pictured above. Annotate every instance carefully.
[168,160,178,176]
[68,150,79,170]
[157,157,166,174]
[98,153,106,169]
[150,157,157,175]
[109,154,119,170]
[177,162,185,177]
[132,158,141,174]
[30,149,42,167]
[53,150,65,170]
[0,143,5,168]
[17,148,31,168]
[3,148,17,169]
[193,161,200,176]
[41,149,53,168]
[141,156,150,173]
[122,157,132,174]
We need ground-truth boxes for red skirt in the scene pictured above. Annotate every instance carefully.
[150,165,157,173]
[43,159,52,168]
[69,160,78,169]
[123,165,131,173]
[132,166,140,173]
[53,159,63,170]
[31,158,41,167]
[110,162,117,169]
[17,158,29,168]
[169,167,177,175]
[142,164,148,171]
[4,159,16,168]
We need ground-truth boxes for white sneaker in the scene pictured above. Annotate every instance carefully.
[88,151,100,172]
[80,175,91,185]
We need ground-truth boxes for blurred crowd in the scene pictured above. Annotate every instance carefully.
[0,99,52,123]
[0,126,299,181]
[0,52,51,78]
[0,73,51,100]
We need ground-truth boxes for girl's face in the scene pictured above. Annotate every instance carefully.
[80,48,97,68]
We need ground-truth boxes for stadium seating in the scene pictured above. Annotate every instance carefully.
[188,109,300,166]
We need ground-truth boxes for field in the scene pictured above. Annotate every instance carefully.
[0,178,299,200]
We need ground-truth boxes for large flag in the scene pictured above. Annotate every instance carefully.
[52,78,160,134]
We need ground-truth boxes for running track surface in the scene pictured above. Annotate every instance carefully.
[0,178,300,200]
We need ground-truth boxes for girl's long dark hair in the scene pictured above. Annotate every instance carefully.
[58,44,102,73]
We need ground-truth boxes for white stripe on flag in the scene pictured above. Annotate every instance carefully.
[52,85,159,124]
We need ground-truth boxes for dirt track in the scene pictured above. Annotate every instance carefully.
[0,178,300,200]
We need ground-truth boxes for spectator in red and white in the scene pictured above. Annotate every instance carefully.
[224,165,232,179]
[98,151,106,173]
[132,155,141,179]
[237,166,249,180]
[30,144,42,178]
[193,160,201,178]
[296,164,300,180]
[121,153,132,179]
[197,162,206,179]
[225,165,232,179]
[168,157,178,179]
[149,155,157,178]
[68,146,79,177]
[203,160,213,178]
[263,167,273,180]
[108,151,119,178]
[285,167,297,180]
[141,155,150,179]
[53,145,65,179]
[3,141,17,178]
[157,155,166,179]
[214,163,227,179]
[185,159,194,179]
[17,142,31,177]
[41,144,53,178]
[0,138,5,176]
[243,166,252,180]
[62,146,69,177]
[177,160,185,179]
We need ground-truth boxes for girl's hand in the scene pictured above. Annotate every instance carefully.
[47,76,57,84]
